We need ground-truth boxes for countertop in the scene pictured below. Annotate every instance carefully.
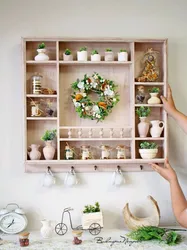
[0,228,187,250]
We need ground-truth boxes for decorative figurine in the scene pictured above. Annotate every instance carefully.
[72,230,83,245]
[65,143,74,160]
[99,145,112,159]
[136,48,159,82]
[116,145,126,159]
[80,145,91,160]
[30,100,42,117]
[136,85,146,104]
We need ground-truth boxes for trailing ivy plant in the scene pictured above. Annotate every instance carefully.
[64,49,71,55]
[38,42,46,49]
[140,141,157,149]
[83,202,100,213]
[136,106,151,117]
[149,87,160,93]
[41,129,57,141]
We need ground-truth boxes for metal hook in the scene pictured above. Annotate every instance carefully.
[94,165,97,171]
[140,165,143,170]
[47,166,51,173]
[71,166,74,172]
[117,165,121,171]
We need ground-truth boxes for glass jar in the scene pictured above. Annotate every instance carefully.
[81,145,91,160]
[72,230,83,245]
[116,145,126,159]
[100,145,111,159]
[19,232,30,247]
[31,73,42,94]
[65,145,74,160]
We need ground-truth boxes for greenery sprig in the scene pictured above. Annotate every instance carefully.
[41,129,57,141]
[64,49,71,55]
[140,141,157,149]
[149,87,160,93]
[136,106,151,117]
[38,42,45,49]
[83,202,100,213]
[91,50,99,55]
[71,72,119,122]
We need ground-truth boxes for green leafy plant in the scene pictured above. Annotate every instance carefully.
[64,49,71,55]
[120,49,127,52]
[140,142,157,149]
[38,42,46,49]
[79,47,87,52]
[91,50,99,55]
[83,202,100,213]
[41,129,57,141]
[149,87,160,93]
[136,106,151,117]
[106,48,112,52]
[127,226,182,246]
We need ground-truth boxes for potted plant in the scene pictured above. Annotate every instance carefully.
[104,48,114,61]
[91,50,101,61]
[136,106,151,137]
[118,49,128,62]
[148,87,161,104]
[82,202,103,230]
[77,47,87,61]
[34,42,49,61]
[41,129,57,160]
[139,142,158,159]
[63,49,73,61]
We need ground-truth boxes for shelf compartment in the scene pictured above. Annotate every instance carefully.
[135,85,163,105]
[59,41,133,61]
[60,140,132,160]
[26,64,57,94]
[26,41,56,61]
[134,41,165,82]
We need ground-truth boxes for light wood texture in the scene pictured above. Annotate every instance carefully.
[23,38,168,172]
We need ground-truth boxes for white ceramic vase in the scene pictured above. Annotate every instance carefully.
[28,144,41,160]
[63,53,73,61]
[150,120,164,138]
[91,54,101,61]
[40,220,53,239]
[138,117,149,138]
[104,51,114,61]
[43,141,55,160]
[118,52,128,62]
[139,149,158,159]
[35,49,49,61]
[148,93,161,104]
[77,51,87,61]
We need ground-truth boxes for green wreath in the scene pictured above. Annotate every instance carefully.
[71,72,120,122]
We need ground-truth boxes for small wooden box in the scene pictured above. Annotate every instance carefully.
[82,211,103,229]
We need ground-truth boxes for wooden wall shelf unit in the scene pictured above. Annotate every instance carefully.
[23,38,168,173]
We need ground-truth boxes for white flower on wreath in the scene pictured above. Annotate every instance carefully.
[77,81,85,89]
[93,74,98,80]
[104,87,114,97]
[91,82,98,88]
[96,114,101,118]
[74,102,81,107]
[85,106,90,111]
[92,105,100,113]
[113,98,117,102]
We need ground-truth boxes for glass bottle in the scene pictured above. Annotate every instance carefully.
[65,145,74,160]
[31,73,42,94]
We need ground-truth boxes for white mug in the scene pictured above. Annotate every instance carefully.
[111,169,125,186]
[64,168,78,187]
[43,168,56,187]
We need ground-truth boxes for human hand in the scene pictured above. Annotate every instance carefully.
[150,158,177,183]
[161,85,177,117]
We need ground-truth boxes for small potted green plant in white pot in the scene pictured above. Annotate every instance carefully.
[63,49,73,61]
[77,47,87,61]
[118,49,128,62]
[35,42,49,61]
[41,129,57,160]
[148,87,161,104]
[82,202,103,230]
[104,48,114,61]
[136,106,151,138]
[91,50,101,61]
[139,142,158,159]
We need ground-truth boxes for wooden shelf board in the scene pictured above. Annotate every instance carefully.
[59,138,132,141]
[59,126,132,129]
[134,104,163,107]
[135,137,164,140]
[27,117,57,120]
[26,60,57,65]
[134,82,165,86]
[27,94,57,98]
[59,61,132,65]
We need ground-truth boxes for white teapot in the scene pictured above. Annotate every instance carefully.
[150,120,164,138]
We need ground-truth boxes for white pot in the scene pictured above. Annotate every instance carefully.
[104,52,114,61]
[139,148,158,159]
[82,211,103,229]
[118,52,128,62]
[77,51,88,61]
[91,54,101,61]
[63,53,73,61]
[150,120,164,138]
[34,49,49,61]
[148,93,161,104]
[43,140,55,160]
[40,220,53,239]
[138,117,149,138]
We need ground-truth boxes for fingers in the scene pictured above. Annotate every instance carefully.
[150,163,162,173]
[160,95,167,104]
[165,157,171,168]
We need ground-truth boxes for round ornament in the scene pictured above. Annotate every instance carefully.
[71,72,119,122]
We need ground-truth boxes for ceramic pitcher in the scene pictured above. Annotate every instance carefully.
[150,120,164,138]
[40,220,52,238]
[28,144,41,160]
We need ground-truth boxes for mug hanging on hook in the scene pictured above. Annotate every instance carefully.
[43,167,56,188]
[111,166,125,186]
[64,167,78,187]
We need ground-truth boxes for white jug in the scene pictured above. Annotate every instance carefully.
[150,120,164,138]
